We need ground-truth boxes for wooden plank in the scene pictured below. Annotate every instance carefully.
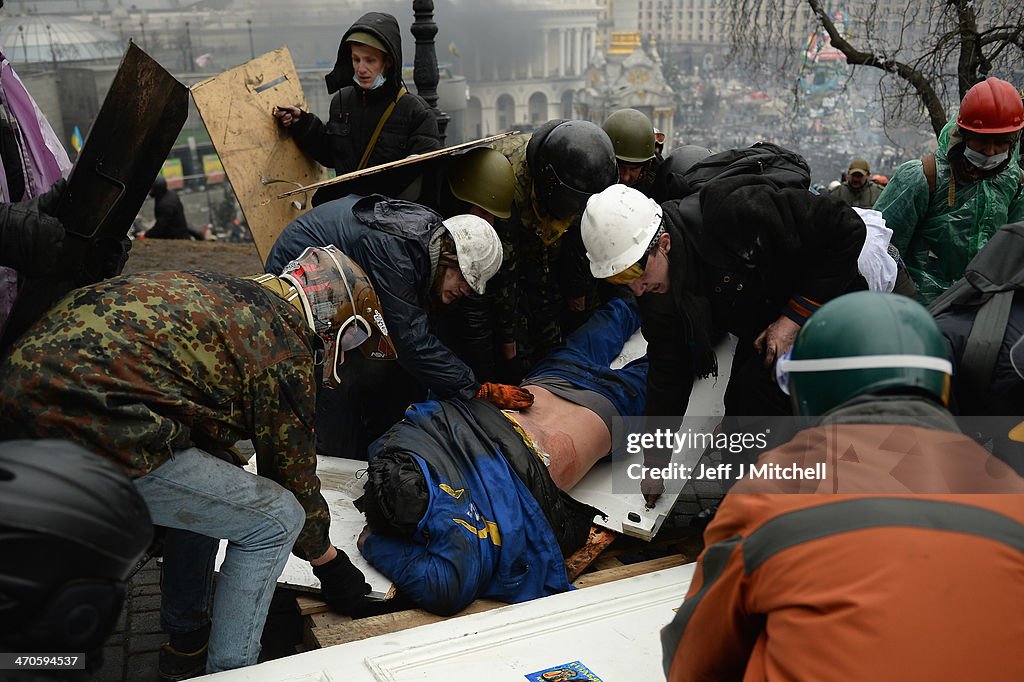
[572,555,687,590]
[313,599,506,649]
[302,555,691,650]
[564,525,618,581]
[591,555,624,572]
[275,132,517,198]
[190,47,325,266]
[295,595,329,617]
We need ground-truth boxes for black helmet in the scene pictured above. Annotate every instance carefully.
[653,145,713,202]
[527,119,617,221]
[0,440,153,654]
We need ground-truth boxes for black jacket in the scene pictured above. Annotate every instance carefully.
[291,12,440,197]
[147,186,191,240]
[266,194,479,400]
[640,177,867,418]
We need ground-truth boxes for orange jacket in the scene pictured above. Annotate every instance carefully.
[663,418,1024,682]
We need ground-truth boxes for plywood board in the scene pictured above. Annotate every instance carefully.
[190,47,325,266]
[200,563,695,681]
[214,456,393,599]
[570,333,735,541]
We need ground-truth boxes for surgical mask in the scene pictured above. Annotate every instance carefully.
[354,72,386,90]
[963,146,1009,171]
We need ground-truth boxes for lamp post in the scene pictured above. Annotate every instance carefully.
[18,25,27,65]
[185,21,194,71]
[45,24,56,69]
[247,19,254,60]
[410,0,449,141]
[139,20,147,51]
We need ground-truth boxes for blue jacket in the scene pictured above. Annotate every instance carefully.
[265,194,478,399]
[361,399,580,615]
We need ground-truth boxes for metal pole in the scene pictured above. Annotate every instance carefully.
[410,0,449,142]
[247,19,255,60]
[46,24,56,68]
[18,25,27,65]
[139,21,147,51]
[185,21,193,71]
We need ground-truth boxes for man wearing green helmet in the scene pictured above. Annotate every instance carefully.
[602,108,662,197]
[662,291,1024,682]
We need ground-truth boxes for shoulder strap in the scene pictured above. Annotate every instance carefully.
[1014,167,1024,203]
[357,86,408,171]
[960,291,1015,412]
[921,153,937,194]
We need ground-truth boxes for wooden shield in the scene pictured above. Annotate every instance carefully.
[190,47,325,266]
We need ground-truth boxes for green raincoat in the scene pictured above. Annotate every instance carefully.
[874,118,1024,304]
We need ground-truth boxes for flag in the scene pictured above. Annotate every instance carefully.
[71,126,83,153]
[195,53,213,69]
[448,41,460,58]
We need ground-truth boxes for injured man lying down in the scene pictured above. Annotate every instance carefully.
[354,297,647,615]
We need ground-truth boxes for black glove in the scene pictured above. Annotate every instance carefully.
[312,550,371,616]
[0,191,67,278]
[36,177,66,216]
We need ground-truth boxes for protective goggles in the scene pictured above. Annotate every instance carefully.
[605,261,646,285]
[775,349,953,396]
[603,231,659,285]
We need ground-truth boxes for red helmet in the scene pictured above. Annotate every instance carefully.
[956,77,1024,134]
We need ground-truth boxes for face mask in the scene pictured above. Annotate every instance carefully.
[963,146,1009,171]
[354,73,386,90]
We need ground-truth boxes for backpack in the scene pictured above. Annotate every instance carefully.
[929,221,1024,413]
[681,141,812,195]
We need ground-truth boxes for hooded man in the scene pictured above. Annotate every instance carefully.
[146,174,193,240]
[875,77,1024,304]
[273,12,440,198]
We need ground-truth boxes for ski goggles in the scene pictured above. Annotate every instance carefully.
[605,262,646,285]
[775,349,953,396]
[603,241,656,285]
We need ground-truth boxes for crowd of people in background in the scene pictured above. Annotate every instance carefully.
[1,11,1024,681]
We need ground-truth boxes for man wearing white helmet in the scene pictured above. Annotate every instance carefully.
[267,194,530,456]
[581,182,867,503]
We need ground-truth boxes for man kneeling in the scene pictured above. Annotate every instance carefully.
[355,298,647,615]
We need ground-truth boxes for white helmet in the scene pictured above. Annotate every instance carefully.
[441,214,503,295]
[581,184,662,278]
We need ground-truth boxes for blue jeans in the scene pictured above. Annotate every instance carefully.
[133,448,305,673]
[526,297,649,418]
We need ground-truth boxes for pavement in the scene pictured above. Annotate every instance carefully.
[87,554,304,681]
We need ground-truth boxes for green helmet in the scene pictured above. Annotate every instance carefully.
[779,292,953,417]
[448,147,514,219]
[602,108,656,163]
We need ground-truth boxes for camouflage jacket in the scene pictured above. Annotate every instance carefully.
[0,271,331,561]
[488,134,592,357]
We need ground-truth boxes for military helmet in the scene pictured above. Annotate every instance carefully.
[653,145,714,202]
[777,292,952,417]
[281,245,397,387]
[602,108,657,163]
[0,440,153,653]
[447,147,515,219]
[527,119,617,221]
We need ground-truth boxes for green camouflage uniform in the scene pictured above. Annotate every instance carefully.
[488,134,594,367]
[0,270,331,561]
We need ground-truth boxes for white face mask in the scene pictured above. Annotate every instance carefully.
[354,72,386,90]
[963,146,1009,171]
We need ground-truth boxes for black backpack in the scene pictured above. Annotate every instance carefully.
[929,221,1024,413]
[681,141,812,195]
